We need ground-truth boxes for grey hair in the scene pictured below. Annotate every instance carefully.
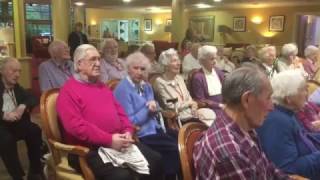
[126,52,151,71]
[258,46,276,62]
[158,48,179,66]
[222,67,267,105]
[73,44,98,72]
[271,69,306,106]
[140,42,155,53]
[304,45,319,58]
[48,40,67,58]
[198,45,217,63]
[281,43,298,58]
[0,57,18,72]
[100,38,118,54]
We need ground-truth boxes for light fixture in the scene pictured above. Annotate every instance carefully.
[251,16,263,24]
[195,3,212,8]
[74,1,85,6]
[155,19,163,25]
[214,0,222,2]
[123,0,131,3]
[90,20,97,26]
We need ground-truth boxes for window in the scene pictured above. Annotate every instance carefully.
[0,1,13,27]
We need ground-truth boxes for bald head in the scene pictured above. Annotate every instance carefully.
[1,57,21,87]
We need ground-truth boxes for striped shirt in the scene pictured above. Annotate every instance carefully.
[193,110,289,180]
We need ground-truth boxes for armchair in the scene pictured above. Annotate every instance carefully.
[40,88,95,180]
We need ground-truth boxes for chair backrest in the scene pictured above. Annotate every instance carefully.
[40,88,61,164]
[106,79,120,91]
[178,122,208,180]
[307,80,320,96]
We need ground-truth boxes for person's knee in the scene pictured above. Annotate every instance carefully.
[0,131,16,150]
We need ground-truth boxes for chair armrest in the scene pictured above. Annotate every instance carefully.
[196,101,208,108]
[161,110,179,130]
[289,175,309,180]
[48,139,89,156]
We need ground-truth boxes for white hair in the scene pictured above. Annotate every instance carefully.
[198,45,217,62]
[258,46,276,62]
[73,44,97,72]
[304,45,319,58]
[48,40,67,58]
[100,38,118,54]
[158,48,179,66]
[271,69,306,105]
[0,57,18,72]
[126,51,151,70]
[281,43,298,58]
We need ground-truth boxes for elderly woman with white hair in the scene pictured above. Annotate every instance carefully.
[140,42,163,74]
[303,45,319,79]
[57,45,164,180]
[258,45,279,78]
[38,40,74,92]
[278,43,305,73]
[114,52,181,180]
[154,48,215,126]
[257,70,320,180]
[190,45,224,113]
[100,38,127,82]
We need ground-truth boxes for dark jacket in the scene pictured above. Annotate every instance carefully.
[68,31,89,58]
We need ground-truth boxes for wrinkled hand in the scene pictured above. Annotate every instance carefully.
[146,100,157,112]
[111,133,134,151]
[3,111,20,122]
[311,120,320,130]
[190,101,198,111]
[15,104,26,119]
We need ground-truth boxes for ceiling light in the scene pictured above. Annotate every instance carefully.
[214,0,222,2]
[123,0,131,3]
[195,3,212,9]
[74,1,85,6]
[251,16,263,24]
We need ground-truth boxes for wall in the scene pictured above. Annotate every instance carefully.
[187,5,320,46]
[85,8,171,42]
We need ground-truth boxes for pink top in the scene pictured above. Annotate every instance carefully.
[57,77,133,148]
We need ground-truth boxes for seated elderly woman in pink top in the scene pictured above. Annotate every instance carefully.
[190,45,224,113]
[57,44,163,180]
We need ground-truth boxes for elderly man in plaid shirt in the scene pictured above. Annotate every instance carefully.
[193,65,293,180]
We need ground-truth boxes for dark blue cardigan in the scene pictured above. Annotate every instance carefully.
[257,105,320,180]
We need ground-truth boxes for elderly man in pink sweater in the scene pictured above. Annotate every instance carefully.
[57,44,164,180]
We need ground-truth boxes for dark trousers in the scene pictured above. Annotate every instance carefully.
[0,117,42,180]
[139,129,181,178]
[68,143,164,180]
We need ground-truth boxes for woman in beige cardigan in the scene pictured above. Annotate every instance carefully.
[154,48,215,126]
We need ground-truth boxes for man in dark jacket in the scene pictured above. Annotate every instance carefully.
[0,57,42,180]
[68,22,89,58]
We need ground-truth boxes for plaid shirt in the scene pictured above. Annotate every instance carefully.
[193,110,289,180]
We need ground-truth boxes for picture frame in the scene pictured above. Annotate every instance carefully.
[166,19,172,26]
[269,15,285,32]
[189,16,215,41]
[233,16,246,32]
[144,19,152,31]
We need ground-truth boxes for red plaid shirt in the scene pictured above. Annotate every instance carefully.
[193,110,289,180]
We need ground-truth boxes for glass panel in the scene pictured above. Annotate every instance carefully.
[25,4,50,20]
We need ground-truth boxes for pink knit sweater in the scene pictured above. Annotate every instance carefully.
[57,77,133,148]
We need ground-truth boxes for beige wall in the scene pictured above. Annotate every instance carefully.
[187,5,320,46]
[85,8,171,42]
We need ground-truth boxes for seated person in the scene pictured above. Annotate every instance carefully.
[258,46,279,78]
[303,45,319,79]
[190,45,224,113]
[215,47,235,74]
[57,44,164,180]
[0,57,43,180]
[154,48,215,126]
[113,52,181,180]
[257,70,320,179]
[140,42,164,74]
[182,42,201,79]
[194,66,289,179]
[39,40,74,92]
[100,38,126,82]
[241,45,259,64]
[278,43,306,75]
[297,101,320,132]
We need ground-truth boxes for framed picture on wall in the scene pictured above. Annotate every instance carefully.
[233,16,246,32]
[189,16,215,41]
[144,19,152,31]
[269,15,285,32]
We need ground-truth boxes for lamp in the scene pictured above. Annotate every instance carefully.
[251,16,263,24]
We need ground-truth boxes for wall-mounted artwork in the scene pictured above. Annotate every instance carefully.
[100,19,140,42]
[144,19,152,31]
[269,15,285,32]
[233,16,246,32]
[189,16,215,41]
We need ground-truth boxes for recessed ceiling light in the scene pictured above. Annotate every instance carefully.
[74,1,85,6]
[123,0,131,3]
[214,0,222,2]
[195,3,212,9]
